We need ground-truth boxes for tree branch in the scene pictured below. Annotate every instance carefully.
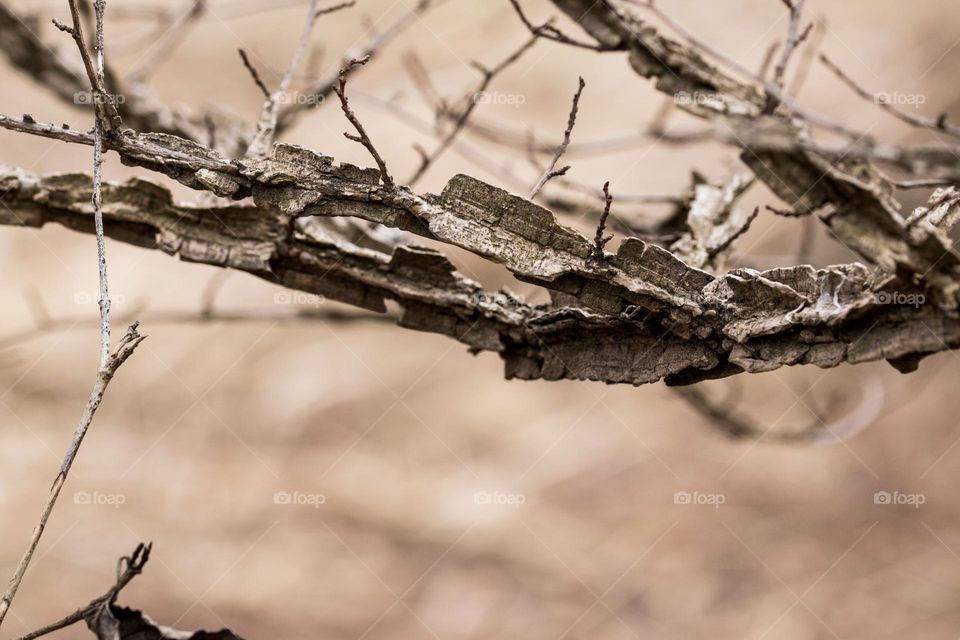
[529,76,585,199]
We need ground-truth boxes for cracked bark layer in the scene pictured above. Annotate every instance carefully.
[2,155,958,386]
[549,0,960,307]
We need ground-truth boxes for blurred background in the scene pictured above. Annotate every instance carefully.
[1,0,960,637]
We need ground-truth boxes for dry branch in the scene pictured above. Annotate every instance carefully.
[529,76,586,199]
[0,323,144,629]
[819,53,960,138]
[334,56,394,187]
[0,3,145,629]
[14,543,244,640]
[546,0,960,306]
[1,144,958,387]
[0,1,956,413]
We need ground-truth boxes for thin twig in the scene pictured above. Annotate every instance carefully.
[529,76,586,199]
[765,204,809,218]
[0,322,146,629]
[770,0,812,91]
[14,543,152,640]
[125,0,205,81]
[408,34,539,186]
[892,178,959,190]
[757,41,780,80]
[335,56,394,188]
[592,181,614,261]
[819,53,960,138]
[508,0,611,51]
[51,0,121,130]
[625,0,863,140]
[675,374,884,443]
[315,0,355,17]
[276,0,439,131]
[0,2,145,629]
[244,0,321,158]
[402,50,445,111]
[0,301,391,352]
[238,48,271,98]
[787,16,825,97]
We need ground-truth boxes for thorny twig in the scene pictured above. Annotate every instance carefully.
[336,56,395,188]
[529,76,586,199]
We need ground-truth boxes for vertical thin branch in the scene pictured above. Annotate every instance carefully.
[0,1,145,629]
[591,181,614,261]
[529,76,585,199]
[92,0,110,367]
[238,48,271,98]
[771,0,812,90]
[335,56,394,188]
[244,0,322,158]
[52,0,122,131]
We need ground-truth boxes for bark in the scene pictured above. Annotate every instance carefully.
[1,151,956,386]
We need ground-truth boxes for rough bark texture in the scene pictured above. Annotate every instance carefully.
[2,150,957,386]
[550,0,960,306]
[0,1,958,388]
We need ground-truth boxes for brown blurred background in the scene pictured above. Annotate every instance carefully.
[2,1,960,638]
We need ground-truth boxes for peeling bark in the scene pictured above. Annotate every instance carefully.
[1,163,956,385]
